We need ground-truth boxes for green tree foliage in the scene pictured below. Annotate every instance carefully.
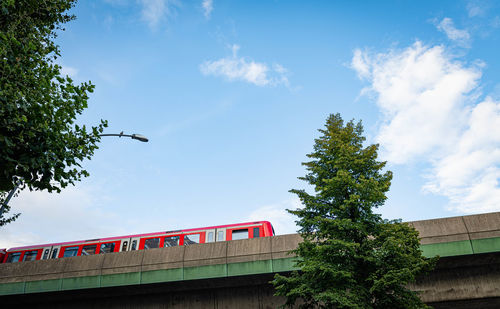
[0,0,107,224]
[273,114,436,308]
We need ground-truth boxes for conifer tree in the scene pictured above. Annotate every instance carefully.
[273,114,436,308]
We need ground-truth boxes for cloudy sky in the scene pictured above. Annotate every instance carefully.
[2,0,500,248]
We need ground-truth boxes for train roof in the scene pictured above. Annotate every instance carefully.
[6,221,272,252]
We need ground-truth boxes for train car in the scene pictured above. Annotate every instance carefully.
[1,221,274,263]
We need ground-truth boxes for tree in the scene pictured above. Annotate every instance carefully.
[0,0,107,225]
[273,114,436,308]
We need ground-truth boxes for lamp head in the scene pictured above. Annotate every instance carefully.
[131,134,149,142]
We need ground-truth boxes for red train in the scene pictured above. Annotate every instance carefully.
[1,221,274,263]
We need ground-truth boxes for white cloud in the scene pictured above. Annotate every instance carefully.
[494,83,500,99]
[467,1,487,17]
[423,97,500,213]
[60,65,78,78]
[200,44,290,87]
[352,41,500,214]
[352,41,481,163]
[437,18,470,46]
[352,49,371,79]
[247,199,300,235]
[202,0,213,19]
[140,0,176,30]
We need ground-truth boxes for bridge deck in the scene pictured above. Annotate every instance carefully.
[1,211,500,306]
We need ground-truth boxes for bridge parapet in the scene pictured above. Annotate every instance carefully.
[0,233,302,295]
[410,212,500,257]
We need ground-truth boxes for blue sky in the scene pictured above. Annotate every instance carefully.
[3,0,500,248]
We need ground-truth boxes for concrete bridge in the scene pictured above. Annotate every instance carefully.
[1,212,500,308]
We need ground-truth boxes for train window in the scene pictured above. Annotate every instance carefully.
[217,231,224,241]
[6,252,21,263]
[232,229,249,240]
[131,240,137,251]
[207,232,214,243]
[43,249,50,260]
[122,241,128,252]
[23,250,38,261]
[100,243,115,254]
[63,246,79,258]
[82,245,97,256]
[164,236,179,247]
[144,238,160,249]
[253,227,260,238]
[51,248,58,259]
[184,234,200,245]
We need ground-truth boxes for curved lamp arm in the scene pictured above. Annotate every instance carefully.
[99,132,149,142]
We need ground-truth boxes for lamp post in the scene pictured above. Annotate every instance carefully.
[0,132,149,218]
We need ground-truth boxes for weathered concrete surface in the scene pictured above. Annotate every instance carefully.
[410,212,500,245]
[1,212,500,308]
[414,252,500,308]
[0,274,288,308]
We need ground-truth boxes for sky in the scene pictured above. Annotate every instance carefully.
[2,0,500,248]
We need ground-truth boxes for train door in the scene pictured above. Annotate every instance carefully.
[120,238,131,252]
[205,229,216,243]
[50,246,61,259]
[41,247,52,260]
[215,228,226,242]
[130,237,140,251]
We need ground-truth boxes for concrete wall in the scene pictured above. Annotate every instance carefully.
[413,252,500,308]
[410,212,500,257]
[0,234,302,295]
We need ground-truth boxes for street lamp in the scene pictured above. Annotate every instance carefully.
[0,132,149,218]
[99,132,149,142]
